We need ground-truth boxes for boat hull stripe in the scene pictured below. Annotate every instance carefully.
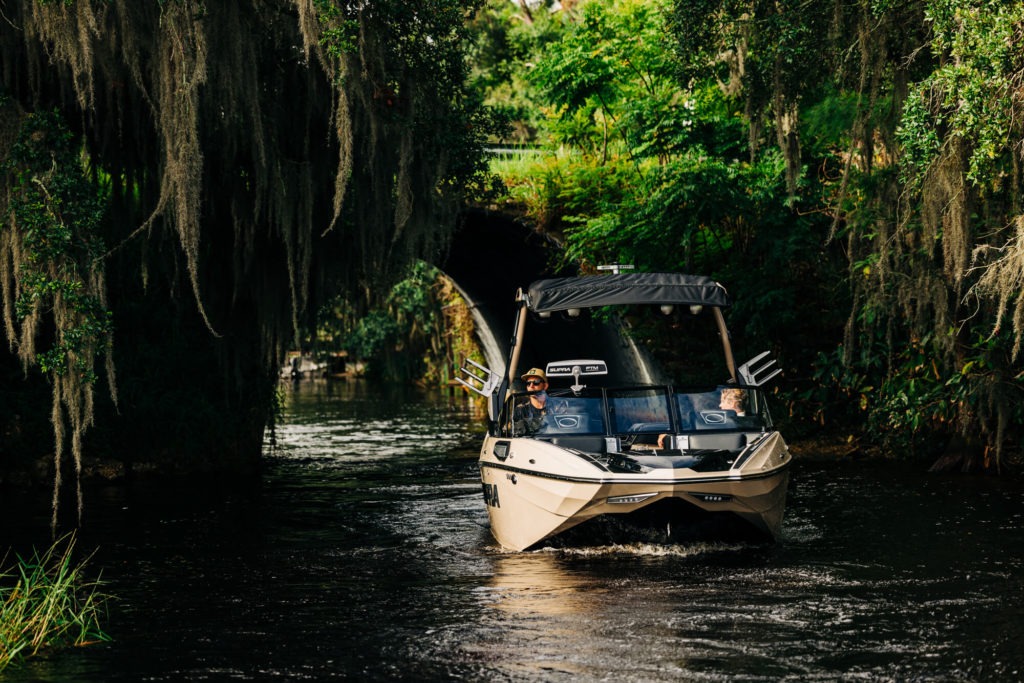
[478,460,789,486]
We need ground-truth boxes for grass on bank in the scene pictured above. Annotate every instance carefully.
[0,534,111,672]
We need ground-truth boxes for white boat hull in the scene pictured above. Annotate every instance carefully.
[479,432,791,551]
[462,270,795,552]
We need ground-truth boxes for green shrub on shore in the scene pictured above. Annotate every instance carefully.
[0,534,110,671]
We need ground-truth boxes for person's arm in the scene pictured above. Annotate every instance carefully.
[522,403,546,434]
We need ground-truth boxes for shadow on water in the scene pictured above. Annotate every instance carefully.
[2,380,1023,681]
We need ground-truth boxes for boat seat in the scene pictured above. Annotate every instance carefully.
[687,432,746,451]
[630,453,701,469]
[545,435,607,453]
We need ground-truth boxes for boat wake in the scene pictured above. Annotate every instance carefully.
[532,541,757,558]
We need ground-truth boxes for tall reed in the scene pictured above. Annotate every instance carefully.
[0,534,110,671]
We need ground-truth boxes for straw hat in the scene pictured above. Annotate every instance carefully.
[520,368,547,382]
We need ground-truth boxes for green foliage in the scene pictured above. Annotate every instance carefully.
[1,0,500,486]
[344,310,402,364]
[467,0,566,143]
[800,87,865,156]
[311,0,359,58]
[864,335,959,455]
[528,0,687,160]
[334,0,496,216]
[331,0,1024,464]
[2,110,112,382]
[344,262,439,370]
[334,261,482,385]
[0,534,110,672]
[809,329,1024,463]
[896,90,943,189]
[481,0,847,408]
[670,0,835,119]
[667,0,737,87]
[664,0,1024,466]
[558,150,784,270]
[901,0,1024,187]
[529,9,619,114]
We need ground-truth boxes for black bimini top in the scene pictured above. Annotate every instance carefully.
[525,272,730,313]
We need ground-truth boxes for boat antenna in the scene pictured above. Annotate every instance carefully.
[596,264,634,275]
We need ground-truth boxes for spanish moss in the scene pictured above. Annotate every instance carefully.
[0,0,487,523]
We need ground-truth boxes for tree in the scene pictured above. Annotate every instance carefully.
[0,1,490,516]
[669,0,1024,467]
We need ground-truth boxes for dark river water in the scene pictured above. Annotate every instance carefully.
[3,380,1023,681]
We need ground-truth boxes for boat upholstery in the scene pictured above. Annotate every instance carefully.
[544,435,608,453]
[687,432,746,450]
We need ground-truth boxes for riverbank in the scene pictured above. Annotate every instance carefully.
[788,428,1021,476]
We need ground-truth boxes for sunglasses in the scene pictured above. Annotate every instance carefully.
[525,379,545,387]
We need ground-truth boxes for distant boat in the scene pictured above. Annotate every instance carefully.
[459,270,791,551]
[280,352,330,379]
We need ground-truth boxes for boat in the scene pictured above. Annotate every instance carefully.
[458,269,791,551]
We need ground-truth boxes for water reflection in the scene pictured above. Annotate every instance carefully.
[487,552,598,617]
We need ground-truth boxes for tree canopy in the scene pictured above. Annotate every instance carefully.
[1,0,490,516]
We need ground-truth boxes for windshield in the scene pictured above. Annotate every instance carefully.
[675,386,768,431]
[500,384,769,438]
[503,389,607,437]
[607,387,671,434]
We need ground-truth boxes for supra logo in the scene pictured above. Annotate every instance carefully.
[482,482,500,508]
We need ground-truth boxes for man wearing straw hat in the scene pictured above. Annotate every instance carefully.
[512,367,550,435]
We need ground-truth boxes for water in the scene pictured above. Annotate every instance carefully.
[3,380,1023,681]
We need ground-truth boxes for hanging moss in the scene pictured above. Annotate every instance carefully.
[0,1,490,507]
[0,103,114,527]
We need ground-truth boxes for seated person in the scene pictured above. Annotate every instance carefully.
[512,367,550,435]
[657,387,759,447]
[719,387,761,429]
[720,387,746,415]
